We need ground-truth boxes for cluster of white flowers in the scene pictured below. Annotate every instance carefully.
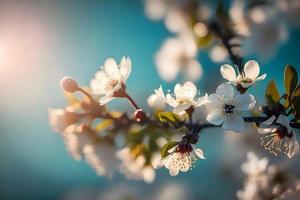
[116,147,156,183]
[237,152,300,200]
[229,0,294,59]
[144,0,211,82]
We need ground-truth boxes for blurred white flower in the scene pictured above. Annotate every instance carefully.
[209,45,228,63]
[84,143,118,178]
[116,147,156,183]
[155,81,208,116]
[62,125,93,161]
[258,114,299,158]
[147,92,166,110]
[237,152,274,200]
[48,108,79,133]
[90,57,131,105]
[157,143,205,176]
[144,0,167,21]
[155,35,202,82]
[206,83,256,132]
[220,60,266,89]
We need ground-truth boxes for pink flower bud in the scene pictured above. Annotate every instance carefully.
[60,76,78,93]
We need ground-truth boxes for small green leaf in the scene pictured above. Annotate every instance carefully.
[95,119,113,132]
[160,141,179,158]
[284,65,298,96]
[158,112,180,123]
[265,80,281,107]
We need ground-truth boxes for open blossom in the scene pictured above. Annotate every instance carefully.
[206,83,256,132]
[84,143,118,178]
[157,143,205,176]
[116,147,156,183]
[90,57,131,105]
[155,81,208,116]
[155,34,202,82]
[220,60,266,88]
[48,108,79,133]
[258,114,299,158]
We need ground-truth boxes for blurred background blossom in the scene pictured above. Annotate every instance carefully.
[0,0,300,199]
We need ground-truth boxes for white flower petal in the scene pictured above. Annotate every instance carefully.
[257,127,277,134]
[262,115,276,125]
[256,73,266,81]
[222,115,245,132]
[220,64,237,81]
[174,81,197,100]
[244,60,260,80]
[103,58,120,79]
[194,149,205,159]
[206,94,222,111]
[169,165,179,176]
[216,83,234,101]
[206,112,225,125]
[234,94,256,110]
[120,56,132,82]
[174,104,191,115]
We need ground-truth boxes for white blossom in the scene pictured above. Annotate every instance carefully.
[116,147,156,183]
[157,144,205,176]
[90,57,131,105]
[206,83,256,132]
[258,114,299,158]
[220,60,266,88]
[155,35,202,82]
[84,143,118,178]
[48,108,79,133]
[155,81,208,116]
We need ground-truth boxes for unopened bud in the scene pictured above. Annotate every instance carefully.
[134,109,147,122]
[60,76,78,93]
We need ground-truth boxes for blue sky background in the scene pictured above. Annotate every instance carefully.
[0,0,299,199]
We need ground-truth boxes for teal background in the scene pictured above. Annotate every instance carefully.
[0,0,299,199]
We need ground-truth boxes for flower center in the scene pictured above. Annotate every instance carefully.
[224,104,235,114]
[176,144,193,154]
[276,126,292,139]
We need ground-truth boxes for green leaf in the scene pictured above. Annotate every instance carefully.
[95,119,113,132]
[158,112,180,123]
[160,141,179,158]
[284,65,298,96]
[265,80,281,107]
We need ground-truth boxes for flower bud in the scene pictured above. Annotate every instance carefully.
[60,76,78,93]
[134,109,147,122]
